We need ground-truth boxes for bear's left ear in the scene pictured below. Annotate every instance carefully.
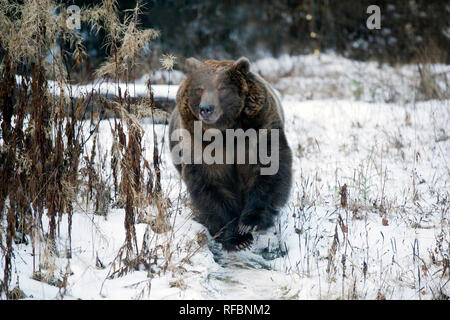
[232,57,250,75]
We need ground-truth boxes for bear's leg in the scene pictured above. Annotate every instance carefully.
[239,131,292,233]
[238,190,278,233]
[184,164,253,251]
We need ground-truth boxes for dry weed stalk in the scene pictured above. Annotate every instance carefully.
[89,1,180,285]
[0,0,166,298]
[0,0,84,295]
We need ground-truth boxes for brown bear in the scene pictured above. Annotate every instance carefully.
[168,57,292,251]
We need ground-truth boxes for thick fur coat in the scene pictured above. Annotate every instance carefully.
[169,57,292,251]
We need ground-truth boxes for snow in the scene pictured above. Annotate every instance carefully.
[252,53,450,103]
[3,54,449,300]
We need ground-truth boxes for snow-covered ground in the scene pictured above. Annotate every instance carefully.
[251,53,450,103]
[4,54,450,300]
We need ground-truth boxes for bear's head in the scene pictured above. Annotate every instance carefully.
[178,57,251,130]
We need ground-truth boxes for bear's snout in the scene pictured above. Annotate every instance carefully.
[200,104,214,115]
[199,104,216,123]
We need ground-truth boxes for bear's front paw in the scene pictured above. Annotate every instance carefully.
[238,208,275,234]
[221,232,253,252]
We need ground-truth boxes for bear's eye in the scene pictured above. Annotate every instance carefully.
[194,87,204,96]
[218,87,230,95]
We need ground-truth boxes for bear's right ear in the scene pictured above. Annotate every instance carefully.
[184,57,204,74]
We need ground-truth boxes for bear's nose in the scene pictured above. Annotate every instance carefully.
[200,104,214,116]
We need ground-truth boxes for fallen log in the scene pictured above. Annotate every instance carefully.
[13,77,177,123]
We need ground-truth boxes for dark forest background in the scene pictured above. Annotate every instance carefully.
[72,0,449,71]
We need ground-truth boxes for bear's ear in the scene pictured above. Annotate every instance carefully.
[232,57,250,75]
[184,57,204,73]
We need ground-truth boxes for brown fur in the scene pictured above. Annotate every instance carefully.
[169,57,292,251]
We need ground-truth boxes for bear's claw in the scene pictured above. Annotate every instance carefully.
[234,238,253,251]
[239,207,276,233]
[238,224,258,234]
[222,232,253,251]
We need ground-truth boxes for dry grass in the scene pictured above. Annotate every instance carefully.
[0,0,176,299]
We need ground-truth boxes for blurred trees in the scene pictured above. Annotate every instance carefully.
[70,0,450,66]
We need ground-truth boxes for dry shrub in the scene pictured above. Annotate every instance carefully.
[0,0,169,298]
[413,42,449,101]
[0,0,84,296]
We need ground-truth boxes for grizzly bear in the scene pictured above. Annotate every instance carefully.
[168,57,292,251]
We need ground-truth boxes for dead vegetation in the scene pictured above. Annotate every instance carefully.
[0,0,177,299]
